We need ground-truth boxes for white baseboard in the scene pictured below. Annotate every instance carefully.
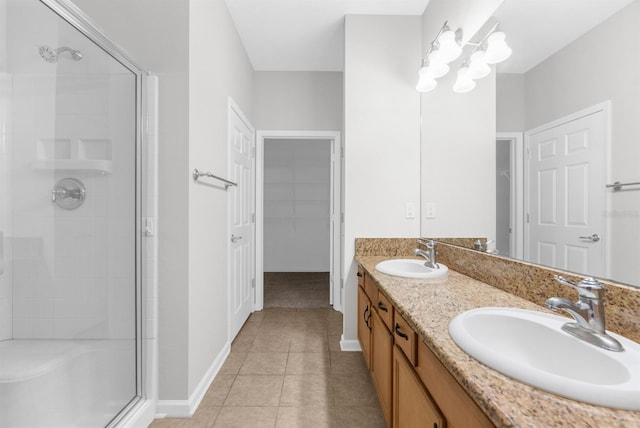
[156,342,231,418]
[340,336,361,352]
[118,399,156,428]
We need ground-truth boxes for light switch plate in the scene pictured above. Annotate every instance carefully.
[424,203,436,219]
[405,203,416,219]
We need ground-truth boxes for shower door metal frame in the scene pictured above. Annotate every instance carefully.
[36,1,151,426]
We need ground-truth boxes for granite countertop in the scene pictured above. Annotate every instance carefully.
[356,255,640,428]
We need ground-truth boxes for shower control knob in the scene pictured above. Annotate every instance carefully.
[52,178,86,210]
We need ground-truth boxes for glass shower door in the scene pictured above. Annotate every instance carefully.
[1,1,141,426]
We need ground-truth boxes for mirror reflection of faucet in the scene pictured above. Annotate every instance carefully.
[474,239,499,254]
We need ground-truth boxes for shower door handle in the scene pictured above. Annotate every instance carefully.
[231,234,243,243]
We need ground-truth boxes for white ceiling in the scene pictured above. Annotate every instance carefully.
[225,0,634,73]
[224,0,431,71]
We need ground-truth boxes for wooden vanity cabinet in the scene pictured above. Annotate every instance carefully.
[371,307,393,426]
[358,270,394,425]
[357,284,372,369]
[356,265,495,428]
[415,340,494,428]
[393,345,445,428]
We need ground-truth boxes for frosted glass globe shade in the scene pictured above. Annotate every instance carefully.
[437,30,462,64]
[468,50,491,79]
[485,31,512,64]
[453,67,476,93]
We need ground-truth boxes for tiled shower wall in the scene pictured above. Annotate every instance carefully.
[10,73,136,340]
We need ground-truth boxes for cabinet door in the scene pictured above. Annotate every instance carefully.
[393,346,445,428]
[371,309,393,427]
[357,285,372,369]
[415,341,494,428]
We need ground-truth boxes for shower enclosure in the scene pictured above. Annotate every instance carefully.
[0,1,154,427]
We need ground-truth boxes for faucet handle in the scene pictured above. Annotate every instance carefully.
[417,238,434,249]
[554,275,604,299]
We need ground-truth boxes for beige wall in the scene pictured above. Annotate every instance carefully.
[253,71,343,131]
[343,15,422,342]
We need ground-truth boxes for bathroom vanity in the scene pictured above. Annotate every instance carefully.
[355,238,640,427]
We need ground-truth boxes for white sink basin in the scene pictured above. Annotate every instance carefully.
[449,307,640,410]
[375,259,448,280]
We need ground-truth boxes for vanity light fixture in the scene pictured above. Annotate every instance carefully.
[416,20,512,94]
[416,60,438,92]
[453,61,476,93]
[451,23,512,93]
[416,21,463,92]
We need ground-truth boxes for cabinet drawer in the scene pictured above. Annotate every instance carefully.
[375,290,394,331]
[364,271,378,302]
[393,312,417,366]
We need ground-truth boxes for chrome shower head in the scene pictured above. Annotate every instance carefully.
[39,45,83,63]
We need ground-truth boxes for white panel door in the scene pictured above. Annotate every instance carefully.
[526,108,606,277]
[229,102,255,340]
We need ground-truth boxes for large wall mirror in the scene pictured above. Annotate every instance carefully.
[424,0,640,288]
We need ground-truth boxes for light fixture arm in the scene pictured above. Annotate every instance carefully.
[424,21,463,57]
[465,22,500,55]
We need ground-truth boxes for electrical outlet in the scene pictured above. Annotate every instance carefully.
[405,203,416,219]
[424,203,436,219]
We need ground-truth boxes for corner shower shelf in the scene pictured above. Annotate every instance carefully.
[32,159,112,174]
[32,138,113,174]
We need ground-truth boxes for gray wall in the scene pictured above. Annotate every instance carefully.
[496,73,525,132]
[253,71,343,131]
[73,0,254,404]
[71,0,192,401]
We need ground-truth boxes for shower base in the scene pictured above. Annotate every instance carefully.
[0,339,136,427]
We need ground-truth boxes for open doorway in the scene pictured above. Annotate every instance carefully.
[255,131,342,312]
[496,132,524,259]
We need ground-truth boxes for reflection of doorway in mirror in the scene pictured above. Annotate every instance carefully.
[496,140,512,257]
[496,133,524,259]
[525,104,608,278]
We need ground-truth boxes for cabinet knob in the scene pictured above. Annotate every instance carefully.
[395,323,409,340]
[377,301,388,312]
[357,272,363,277]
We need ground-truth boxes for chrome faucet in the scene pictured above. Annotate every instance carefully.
[545,275,624,352]
[414,239,439,270]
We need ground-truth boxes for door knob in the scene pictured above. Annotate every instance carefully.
[579,234,600,242]
[231,234,243,243]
